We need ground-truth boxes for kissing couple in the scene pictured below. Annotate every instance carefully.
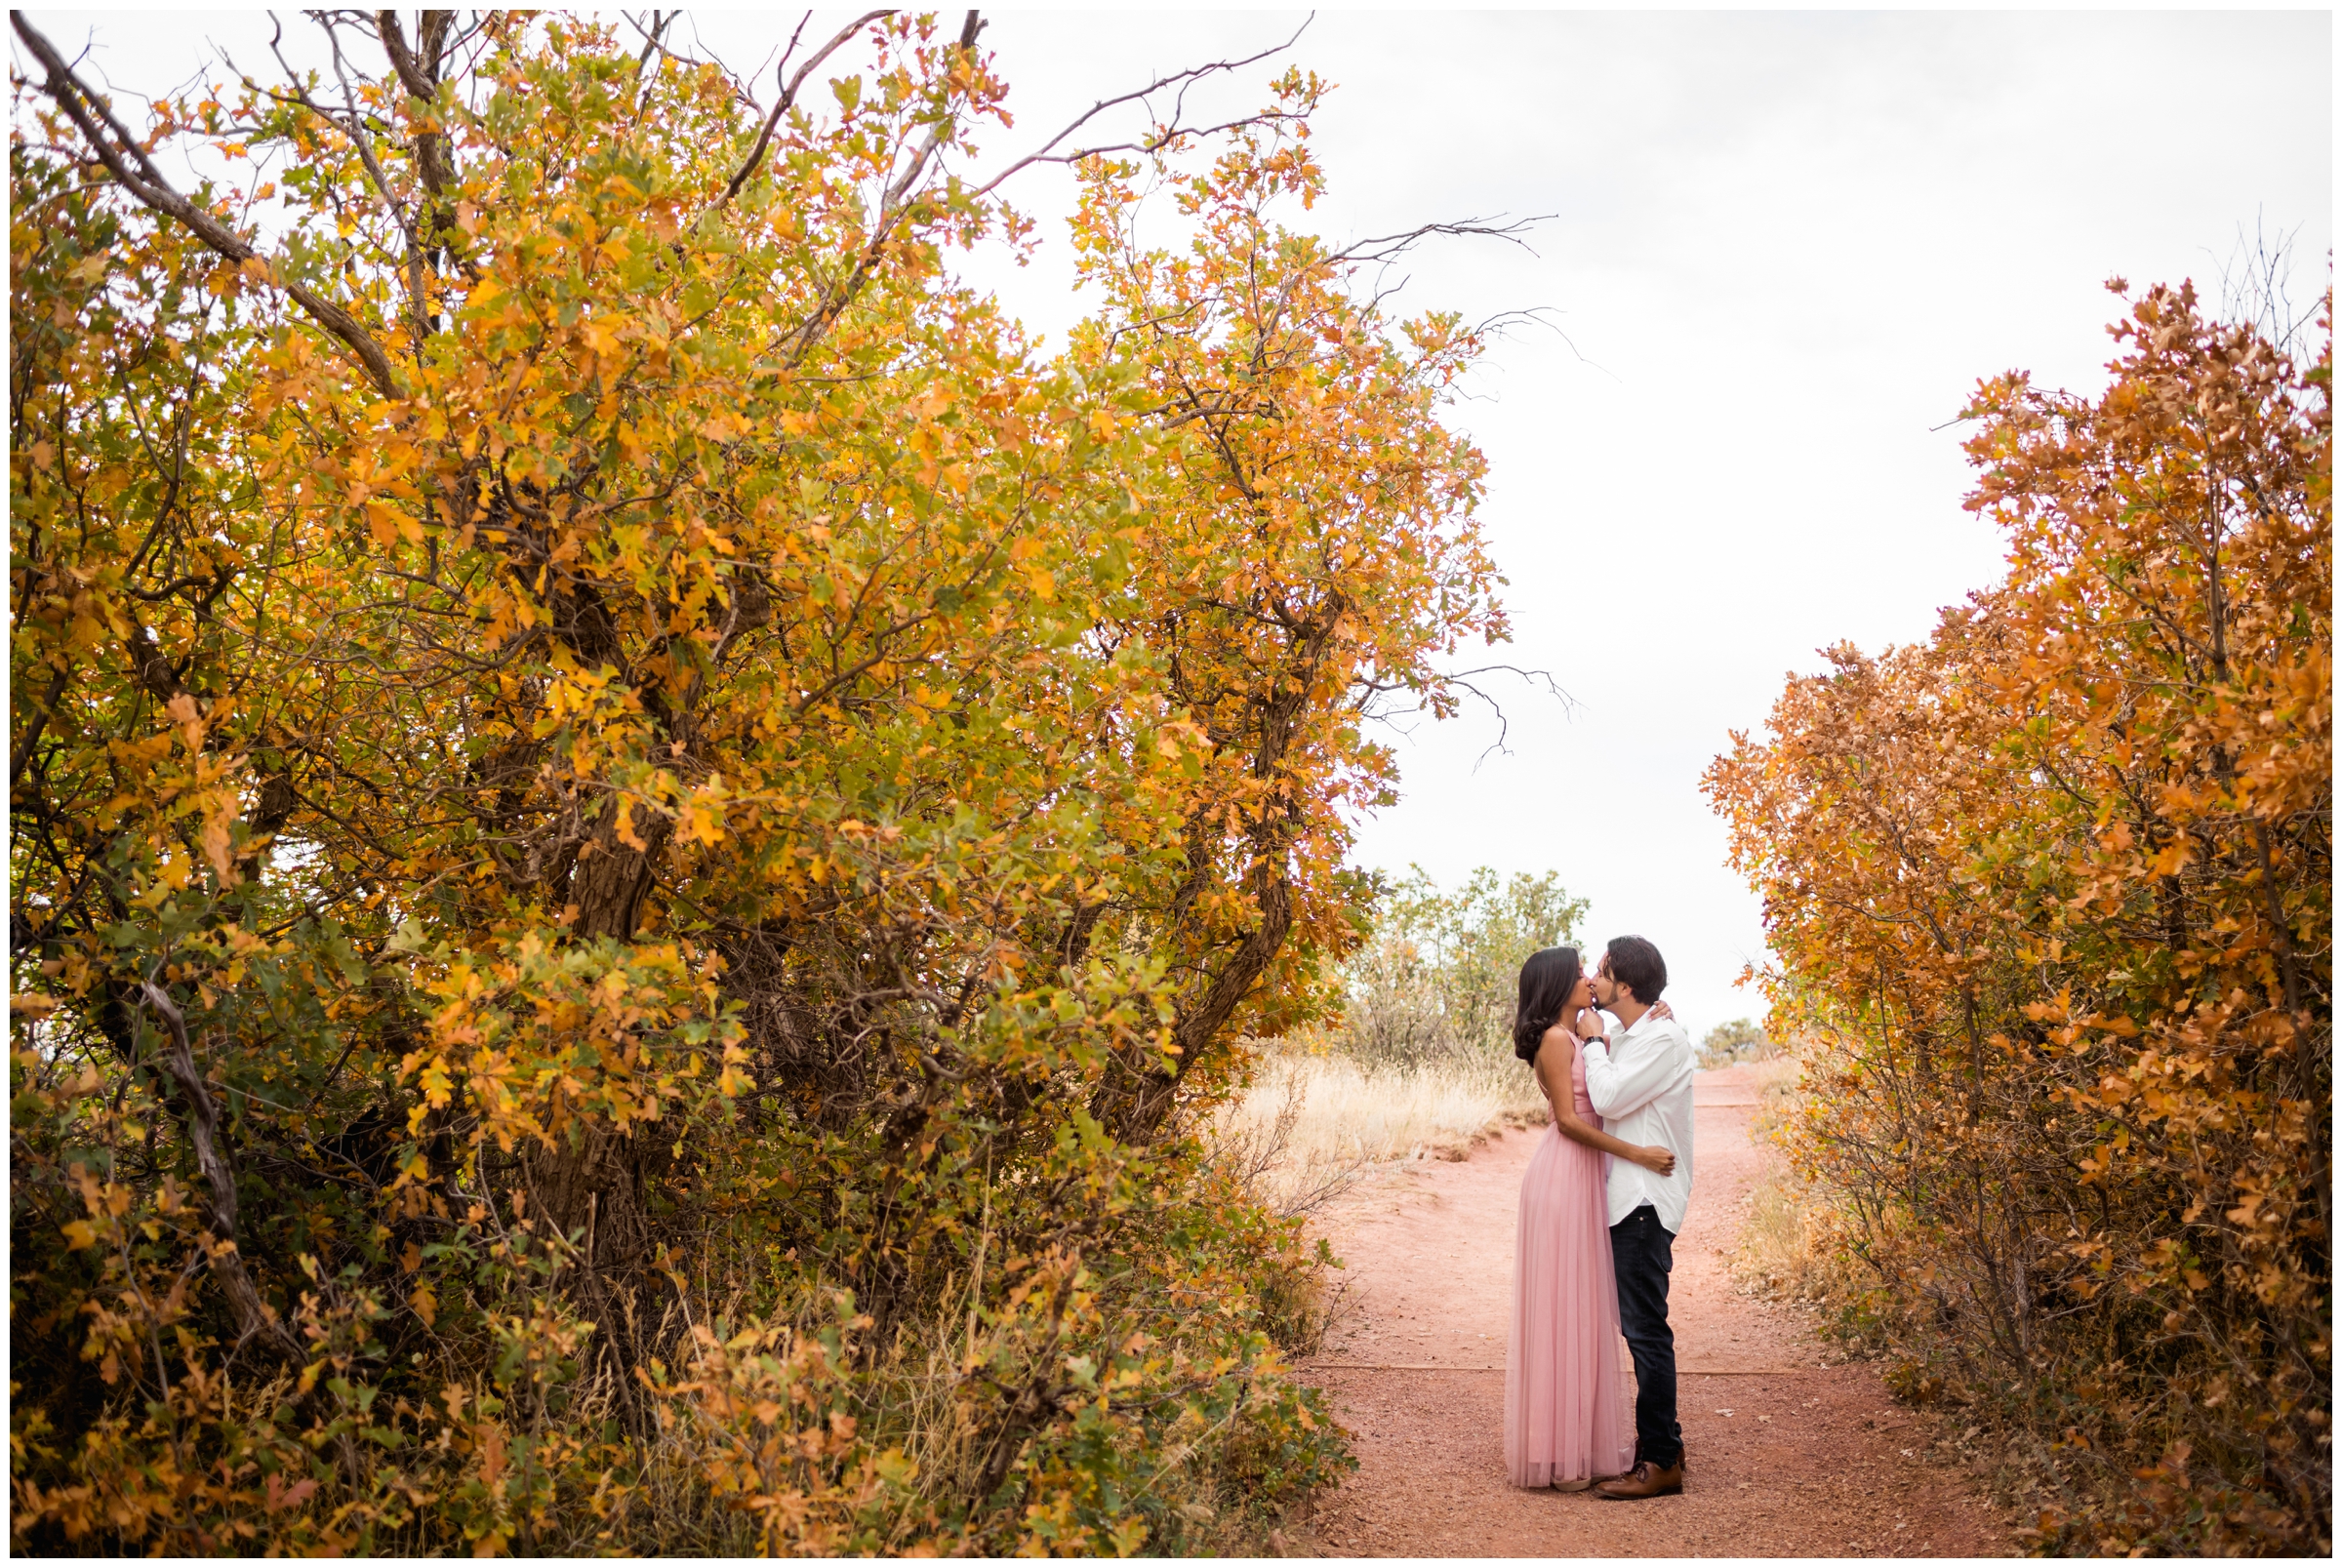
[1502,936,1694,1499]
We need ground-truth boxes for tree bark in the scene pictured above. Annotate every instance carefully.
[521,801,680,1370]
[137,982,303,1356]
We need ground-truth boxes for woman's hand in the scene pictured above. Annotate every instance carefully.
[1649,999,1675,1023]
[1634,1145,1677,1178]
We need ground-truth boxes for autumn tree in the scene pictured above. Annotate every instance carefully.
[10,11,1513,1552]
[1709,279,2330,1553]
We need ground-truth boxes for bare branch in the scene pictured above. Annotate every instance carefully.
[1327,214,1552,269]
[970,17,1311,200]
[1356,661,1573,769]
[718,9,895,206]
[1470,304,1621,383]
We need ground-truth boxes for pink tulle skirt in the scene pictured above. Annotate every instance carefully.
[1505,1123,1635,1487]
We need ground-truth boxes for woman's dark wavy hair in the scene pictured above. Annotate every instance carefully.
[1513,945,1583,1064]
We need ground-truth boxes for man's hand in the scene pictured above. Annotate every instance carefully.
[1573,1006,1608,1041]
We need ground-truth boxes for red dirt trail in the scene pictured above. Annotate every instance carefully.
[1277,1064,2015,1557]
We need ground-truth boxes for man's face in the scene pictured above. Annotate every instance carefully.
[1591,952,1620,1008]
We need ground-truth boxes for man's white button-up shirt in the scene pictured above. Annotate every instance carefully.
[1581,1007,1695,1233]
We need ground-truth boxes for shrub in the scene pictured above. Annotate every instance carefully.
[7,12,1516,1551]
[1698,1017,1772,1070]
[1709,280,2330,1553]
[1329,866,1587,1069]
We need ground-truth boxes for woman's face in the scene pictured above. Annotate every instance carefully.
[1565,972,1594,1015]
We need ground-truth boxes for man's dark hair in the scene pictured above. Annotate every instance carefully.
[1514,945,1583,1064]
[1604,935,1667,1003]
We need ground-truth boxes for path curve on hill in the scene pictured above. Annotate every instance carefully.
[1280,1063,2014,1558]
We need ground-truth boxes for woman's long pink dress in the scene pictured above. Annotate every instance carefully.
[1505,1041,1635,1487]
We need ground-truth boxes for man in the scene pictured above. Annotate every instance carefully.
[1575,935,1694,1500]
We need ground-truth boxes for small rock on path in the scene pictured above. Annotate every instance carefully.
[1281,1063,2013,1557]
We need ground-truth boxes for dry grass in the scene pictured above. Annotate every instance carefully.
[1208,1047,1549,1220]
[1739,1051,1804,1123]
[1734,1165,1838,1306]
[1724,1055,1835,1302]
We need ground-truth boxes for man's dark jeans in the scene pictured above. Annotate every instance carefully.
[1611,1203,1681,1469]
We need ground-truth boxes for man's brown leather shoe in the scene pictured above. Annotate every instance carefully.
[1594,1459,1683,1500]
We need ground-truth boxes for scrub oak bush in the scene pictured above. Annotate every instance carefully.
[1710,281,2330,1554]
[9,11,1511,1551]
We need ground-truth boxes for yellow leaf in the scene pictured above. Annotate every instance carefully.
[201,810,237,882]
[366,502,406,548]
[164,692,204,748]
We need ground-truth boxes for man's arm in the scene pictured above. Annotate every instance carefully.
[1582,1022,1692,1120]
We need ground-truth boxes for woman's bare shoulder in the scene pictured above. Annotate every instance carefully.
[1535,1024,1578,1070]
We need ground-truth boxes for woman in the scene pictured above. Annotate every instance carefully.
[1504,945,1678,1491]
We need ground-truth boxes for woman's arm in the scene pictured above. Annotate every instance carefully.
[1537,1028,1677,1176]
[1577,1013,1693,1123]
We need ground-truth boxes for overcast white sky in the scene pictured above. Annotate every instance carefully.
[24,7,2333,1036]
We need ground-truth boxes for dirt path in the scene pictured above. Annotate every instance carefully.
[1280,1064,2013,1557]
